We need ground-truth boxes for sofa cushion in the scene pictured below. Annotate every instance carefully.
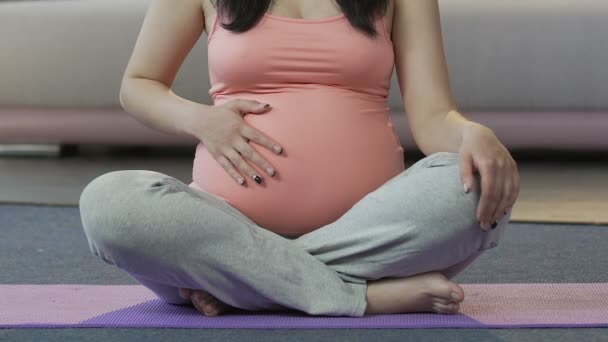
[1,0,606,111]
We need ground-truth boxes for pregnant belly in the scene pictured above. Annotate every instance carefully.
[189,88,405,236]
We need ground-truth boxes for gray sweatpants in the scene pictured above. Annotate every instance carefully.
[79,152,510,317]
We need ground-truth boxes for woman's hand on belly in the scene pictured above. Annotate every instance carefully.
[192,89,405,234]
[193,99,285,186]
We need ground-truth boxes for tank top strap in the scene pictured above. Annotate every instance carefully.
[207,13,220,43]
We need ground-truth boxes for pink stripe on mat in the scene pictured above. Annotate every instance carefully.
[1,283,607,329]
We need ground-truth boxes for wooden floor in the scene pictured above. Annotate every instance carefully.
[1,145,606,225]
[510,159,608,224]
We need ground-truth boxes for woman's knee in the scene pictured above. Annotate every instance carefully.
[426,154,512,248]
[79,170,166,252]
[413,157,486,246]
[420,154,480,217]
[80,170,144,220]
[423,158,512,257]
[80,169,168,204]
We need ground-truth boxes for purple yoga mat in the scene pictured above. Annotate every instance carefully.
[1,283,607,329]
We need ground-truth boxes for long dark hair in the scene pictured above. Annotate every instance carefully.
[212,0,388,38]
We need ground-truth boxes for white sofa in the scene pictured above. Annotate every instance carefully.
[1,0,607,151]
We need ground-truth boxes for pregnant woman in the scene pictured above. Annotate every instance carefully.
[79,0,520,317]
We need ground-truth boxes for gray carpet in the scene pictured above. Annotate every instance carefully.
[1,204,607,342]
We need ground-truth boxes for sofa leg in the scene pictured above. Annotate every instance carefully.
[59,144,79,157]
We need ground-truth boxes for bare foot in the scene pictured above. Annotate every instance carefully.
[364,271,465,315]
[178,288,235,317]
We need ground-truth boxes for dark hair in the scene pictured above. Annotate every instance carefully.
[212,0,388,38]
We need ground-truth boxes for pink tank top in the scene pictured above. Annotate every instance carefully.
[188,11,405,236]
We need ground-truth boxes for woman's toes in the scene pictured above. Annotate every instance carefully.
[178,288,192,299]
[190,292,210,309]
[190,296,206,314]
[192,297,216,316]
[203,305,219,316]
[449,285,465,303]
[185,289,235,316]
[203,298,219,311]
[433,302,460,314]
[205,298,230,316]
[432,297,453,306]
[194,293,229,316]
[205,298,235,316]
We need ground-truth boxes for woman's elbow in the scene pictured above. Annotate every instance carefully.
[118,79,133,110]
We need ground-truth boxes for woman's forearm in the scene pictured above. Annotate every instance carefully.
[119,77,211,138]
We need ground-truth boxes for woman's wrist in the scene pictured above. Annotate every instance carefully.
[460,121,495,146]
[177,101,214,138]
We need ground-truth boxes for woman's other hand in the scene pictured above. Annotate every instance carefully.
[458,122,520,231]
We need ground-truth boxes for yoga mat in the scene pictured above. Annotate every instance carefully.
[1,283,607,329]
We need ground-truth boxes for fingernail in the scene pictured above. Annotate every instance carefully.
[273,145,283,154]
[237,177,245,185]
[263,104,270,108]
[266,167,275,176]
[253,175,263,184]
[491,221,498,229]
[451,292,461,301]
[463,183,469,193]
